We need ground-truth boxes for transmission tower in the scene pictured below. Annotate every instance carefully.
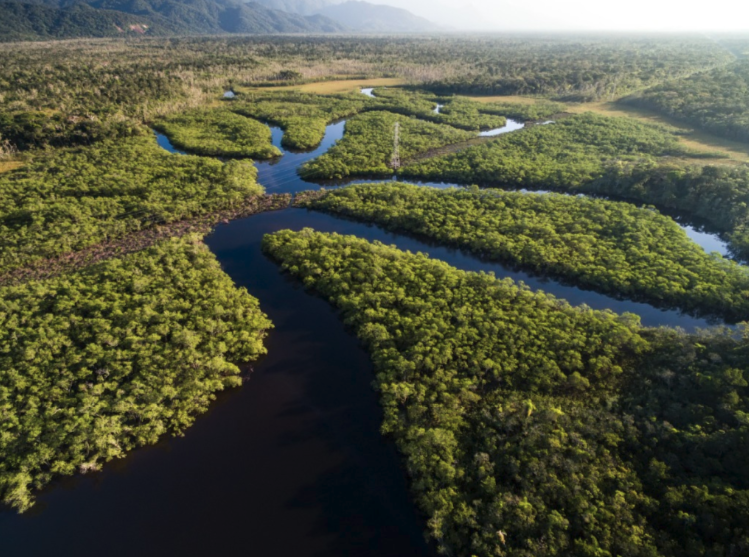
[390,121,401,170]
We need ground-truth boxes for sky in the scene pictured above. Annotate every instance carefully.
[366,0,749,32]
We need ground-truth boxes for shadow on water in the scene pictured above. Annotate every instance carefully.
[0,210,435,557]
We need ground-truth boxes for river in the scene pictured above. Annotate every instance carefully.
[0,101,737,557]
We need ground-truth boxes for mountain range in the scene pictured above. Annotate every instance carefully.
[0,0,440,41]
[254,0,438,31]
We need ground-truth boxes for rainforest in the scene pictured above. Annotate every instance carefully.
[1,32,749,557]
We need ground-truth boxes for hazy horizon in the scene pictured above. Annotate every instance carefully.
[358,0,749,32]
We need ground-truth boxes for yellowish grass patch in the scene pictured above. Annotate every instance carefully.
[465,95,542,105]
[566,101,749,164]
[0,160,23,174]
[253,77,406,95]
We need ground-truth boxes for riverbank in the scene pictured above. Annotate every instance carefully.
[0,193,291,287]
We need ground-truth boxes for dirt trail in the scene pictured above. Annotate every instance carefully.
[0,194,291,288]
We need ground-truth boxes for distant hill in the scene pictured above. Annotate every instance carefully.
[316,1,439,32]
[251,0,343,16]
[0,0,348,41]
[0,2,160,40]
[252,0,440,32]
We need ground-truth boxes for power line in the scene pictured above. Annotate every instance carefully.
[390,121,401,170]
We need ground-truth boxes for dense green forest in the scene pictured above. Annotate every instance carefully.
[232,91,369,149]
[154,108,282,158]
[413,36,733,100]
[3,34,749,555]
[0,35,732,143]
[582,163,749,260]
[230,88,523,151]
[0,135,263,274]
[0,110,143,152]
[299,183,749,321]
[402,112,689,187]
[622,60,749,143]
[369,87,511,130]
[458,98,566,123]
[263,228,749,557]
[0,235,272,511]
[300,112,475,179]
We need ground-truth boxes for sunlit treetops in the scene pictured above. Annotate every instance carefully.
[0,135,263,275]
[153,108,282,158]
[0,235,272,512]
[263,228,749,557]
[299,182,749,321]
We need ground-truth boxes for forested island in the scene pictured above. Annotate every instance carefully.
[1,31,749,557]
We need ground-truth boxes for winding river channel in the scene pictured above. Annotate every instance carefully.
[0,95,738,556]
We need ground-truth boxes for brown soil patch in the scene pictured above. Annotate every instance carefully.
[0,194,291,288]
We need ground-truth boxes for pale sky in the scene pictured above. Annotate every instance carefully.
[368,0,749,31]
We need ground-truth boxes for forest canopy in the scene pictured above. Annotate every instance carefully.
[622,60,749,143]
[231,90,369,150]
[299,183,749,321]
[299,111,475,180]
[401,112,689,190]
[0,235,272,512]
[153,108,282,158]
[0,136,264,275]
[263,228,749,557]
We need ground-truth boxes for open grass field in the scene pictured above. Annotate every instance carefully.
[566,101,749,164]
[467,93,749,165]
[466,94,546,105]
[254,77,407,95]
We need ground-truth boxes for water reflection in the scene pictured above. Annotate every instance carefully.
[479,118,525,136]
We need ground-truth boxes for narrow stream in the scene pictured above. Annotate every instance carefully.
[0,210,434,557]
[2,106,736,557]
[479,118,525,136]
[155,121,733,259]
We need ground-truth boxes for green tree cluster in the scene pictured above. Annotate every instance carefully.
[231,89,549,152]
[153,108,281,158]
[0,235,272,512]
[622,60,749,143]
[418,36,732,101]
[300,183,749,321]
[402,113,688,188]
[0,136,264,274]
[473,99,567,122]
[263,228,749,557]
[369,87,510,130]
[232,91,369,149]
[299,111,475,180]
[0,111,143,151]
[574,162,749,260]
[0,35,731,149]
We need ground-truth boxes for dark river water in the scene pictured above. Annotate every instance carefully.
[0,105,737,556]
